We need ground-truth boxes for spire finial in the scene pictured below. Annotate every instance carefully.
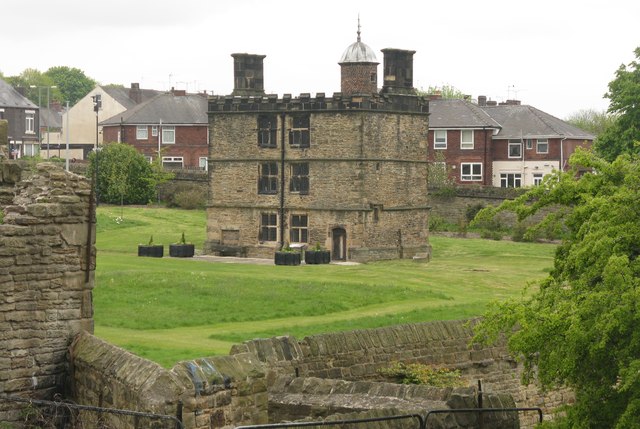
[357,15,361,42]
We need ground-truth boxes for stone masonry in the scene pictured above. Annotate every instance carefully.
[0,159,95,424]
[205,50,431,262]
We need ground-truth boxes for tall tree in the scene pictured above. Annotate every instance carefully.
[88,143,156,205]
[4,68,61,106]
[472,149,640,427]
[594,47,640,161]
[565,108,616,137]
[45,66,96,106]
[417,84,467,99]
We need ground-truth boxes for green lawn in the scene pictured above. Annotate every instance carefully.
[93,206,555,367]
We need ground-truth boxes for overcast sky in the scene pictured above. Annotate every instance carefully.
[2,0,638,119]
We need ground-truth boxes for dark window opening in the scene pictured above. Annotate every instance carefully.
[289,114,310,148]
[290,214,308,243]
[289,163,309,194]
[258,162,278,194]
[258,114,277,148]
[259,213,277,242]
[500,173,522,188]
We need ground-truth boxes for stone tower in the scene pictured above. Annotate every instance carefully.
[381,48,416,95]
[339,19,379,96]
[231,53,267,96]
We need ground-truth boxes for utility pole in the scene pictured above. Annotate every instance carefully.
[92,94,101,205]
[65,101,70,171]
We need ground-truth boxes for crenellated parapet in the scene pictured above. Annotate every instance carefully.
[208,92,429,114]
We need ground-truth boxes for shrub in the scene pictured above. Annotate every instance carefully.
[87,143,157,205]
[161,182,206,209]
[378,362,465,387]
[465,203,485,222]
[173,188,206,210]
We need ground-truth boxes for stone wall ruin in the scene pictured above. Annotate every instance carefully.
[0,158,95,424]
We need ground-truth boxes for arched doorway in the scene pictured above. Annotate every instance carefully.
[331,227,347,261]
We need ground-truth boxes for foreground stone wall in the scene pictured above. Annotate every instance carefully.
[269,375,519,429]
[70,332,268,429]
[233,320,572,427]
[0,161,95,423]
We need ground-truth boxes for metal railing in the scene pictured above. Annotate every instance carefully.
[0,394,183,429]
[236,413,424,429]
[235,406,543,429]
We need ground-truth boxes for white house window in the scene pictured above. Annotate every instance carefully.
[533,173,544,186]
[25,111,35,134]
[151,126,158,137]
[136,125,148,140]
[162,156,183,168]
[162,126,175,144]
[537,138,549,154]
[23,143,40,157]
[290,214,309,243]
[508,140,522,158]
[461,162,482,181]
[434,130,447,149]
[199,157,208,170]
[526,139,533,149]
[500,173,522,188]
[460,130,473,149]
[144,155,153,163]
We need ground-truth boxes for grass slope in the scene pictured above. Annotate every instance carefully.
[94,206,555,367]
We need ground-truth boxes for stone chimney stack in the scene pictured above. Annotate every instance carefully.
[478,95,487,106]
[231,53,266,96]
[380,48,416,95]
[129,83,142,104]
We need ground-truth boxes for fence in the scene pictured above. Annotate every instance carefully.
[0,394,183,429]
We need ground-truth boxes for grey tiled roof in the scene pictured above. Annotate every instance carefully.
[0,78,38,109]
[41,107,63,129]
[101,85,161,110]
[481,104,595,140]
[100,93,208,125]
[428,99,501,129]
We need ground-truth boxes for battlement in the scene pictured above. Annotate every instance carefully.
[208,92,429,114]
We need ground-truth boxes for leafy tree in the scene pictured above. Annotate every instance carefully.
[472,149,640,427]
[87,143,157,206]
[417,84,467,99]
[4,68,62,106]
[565,108,616,137]
[45,66,96,106]
[594,47,640,161]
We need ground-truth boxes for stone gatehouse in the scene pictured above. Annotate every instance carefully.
[204,33,431,263]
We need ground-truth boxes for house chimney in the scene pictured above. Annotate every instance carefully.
[231,53,266,96]
[129,83,142,104]
[380,48,416,95]
[478,95,487,106]
[171,88,186,96]
[486,100,497,106]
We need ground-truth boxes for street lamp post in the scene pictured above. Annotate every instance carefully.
[91,94,102,205]
[29,85,57,159]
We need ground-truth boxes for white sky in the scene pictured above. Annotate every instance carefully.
[2,0,639,119]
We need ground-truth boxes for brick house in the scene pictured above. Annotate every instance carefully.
[427,97,594,187]
[204,32,431,262]
[63,83,160,160]
[101,89,208,169]
[0,78,40,158]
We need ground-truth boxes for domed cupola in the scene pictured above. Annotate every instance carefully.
[339,18,379,95]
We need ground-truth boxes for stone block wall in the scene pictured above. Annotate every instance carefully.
[269,375,519,428]
[206,99,431,262]
[70,332,268,429]
[232,320,572,427]
[0,161,95,424]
